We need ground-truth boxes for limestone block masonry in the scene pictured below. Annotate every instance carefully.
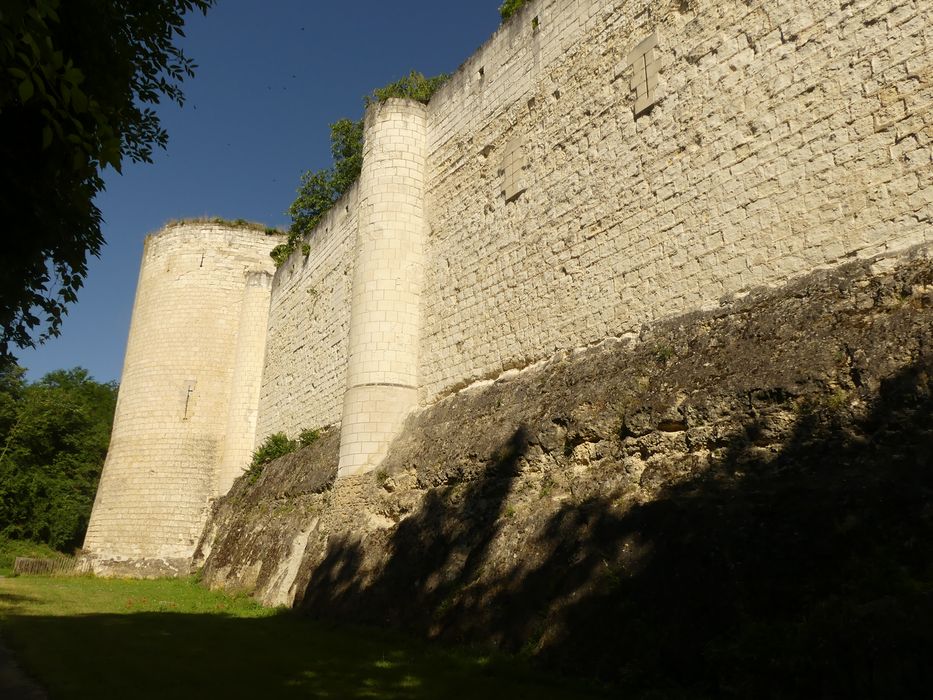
[338,101,427,477]
[84,223,278,575]
[87,0,933,574]
[418,0,933,402]
[217,270,274,495]
[256,184,358,440]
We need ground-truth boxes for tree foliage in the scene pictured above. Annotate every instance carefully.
[0,0,214,360]
[0,365,117,551]
[278,71,448,265]
[282,117,364,262]
[499,0,531,22]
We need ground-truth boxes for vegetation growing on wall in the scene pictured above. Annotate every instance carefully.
[247,432,294,481]
[365,71,449,106]
[164,217,286,236]
[246,428,321,482]
[499,0,530,22]
[274,71,448,266]
[0,365,117,551]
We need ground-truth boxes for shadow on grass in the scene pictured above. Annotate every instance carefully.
[0,591,40,616]
[0,606,601,699]
[292,358,933,698]
[12,349,930,697]
[0,593,38,604]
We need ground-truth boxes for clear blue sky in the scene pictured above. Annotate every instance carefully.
[20,0,504,383]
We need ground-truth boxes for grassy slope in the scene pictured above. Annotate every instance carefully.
[0,538,67,576]
[0,576,605,699]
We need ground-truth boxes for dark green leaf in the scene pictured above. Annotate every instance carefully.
[17,78,33,102]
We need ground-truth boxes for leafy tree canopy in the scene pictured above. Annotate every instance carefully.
[282,117,364,264]
[279,70,448,266]
[0,0,214,361]
[0,365,117,551]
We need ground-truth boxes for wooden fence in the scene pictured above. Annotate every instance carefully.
[12,556,91,576]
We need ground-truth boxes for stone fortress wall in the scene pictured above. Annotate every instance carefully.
[262,0,931,464]
[85,0,933,572]
[418,0,932,401]
[84,223,278,573]
[257,186,358,441]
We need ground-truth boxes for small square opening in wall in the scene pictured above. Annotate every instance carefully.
[501,135,527,202]
[626,32,659,116]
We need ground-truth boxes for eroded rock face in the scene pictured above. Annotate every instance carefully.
[197,247,933,694]
[193,430,338,606]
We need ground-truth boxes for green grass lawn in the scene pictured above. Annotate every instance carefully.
[0,575,605,699]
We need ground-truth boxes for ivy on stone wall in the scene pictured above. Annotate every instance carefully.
[275,71,447,266]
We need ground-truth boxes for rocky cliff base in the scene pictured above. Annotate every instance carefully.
[85,556,192,578]
[196,248,933,696]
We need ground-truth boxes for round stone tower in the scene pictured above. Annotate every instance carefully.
[338,99,428,477]
[84,221,278,575]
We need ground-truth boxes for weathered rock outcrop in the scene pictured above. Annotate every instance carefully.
[196,246,933,695]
